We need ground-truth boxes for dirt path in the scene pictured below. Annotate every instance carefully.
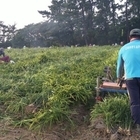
[1,122,140,140]
[0,125,63,140]
[0,107,140,140]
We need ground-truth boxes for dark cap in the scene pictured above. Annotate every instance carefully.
[130,28,140,36]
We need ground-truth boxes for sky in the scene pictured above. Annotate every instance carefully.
[0,0,51,29]
[0,0,120,29]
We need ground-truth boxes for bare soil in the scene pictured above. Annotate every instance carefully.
[0,105,140,140]
[0,119,140,140]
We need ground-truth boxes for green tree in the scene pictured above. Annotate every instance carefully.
[11,0,140,47]
[0,21,16,48]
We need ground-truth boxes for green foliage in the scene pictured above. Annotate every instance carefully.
[0,46,124,131]
[1,0,140,47]
[90,94,132,131]
[0,21,16,48]
[18,103,71,131]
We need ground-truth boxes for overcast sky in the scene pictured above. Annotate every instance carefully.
[0,0,120,29]
[0,0,51,29]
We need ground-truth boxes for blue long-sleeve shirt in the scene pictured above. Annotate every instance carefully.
[117,40,140,79]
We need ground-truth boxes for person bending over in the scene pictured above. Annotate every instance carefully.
[0,48,5,57]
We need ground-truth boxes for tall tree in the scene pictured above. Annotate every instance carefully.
[12,0,140,47]
[0,21,16,47]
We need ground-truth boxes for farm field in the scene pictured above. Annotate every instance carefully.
[0,46,140,140]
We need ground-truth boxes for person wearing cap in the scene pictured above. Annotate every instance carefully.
[116,28,140,130]
[0,48,5,57]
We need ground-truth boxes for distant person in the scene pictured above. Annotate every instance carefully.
[0,48,5,57]
[120,41,124,46]
[116,28,140,131]
[0,48,10,62]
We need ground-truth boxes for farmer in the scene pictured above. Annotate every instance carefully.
[0,48,11,63]
[117,28,140,131]
[116,28,140,130]
[0,48,5,57]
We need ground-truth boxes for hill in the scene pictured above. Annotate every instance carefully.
[1,46,139,140]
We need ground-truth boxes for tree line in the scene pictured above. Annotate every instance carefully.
[1,0,140,48]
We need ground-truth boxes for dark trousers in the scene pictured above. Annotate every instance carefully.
[126,78,140,125]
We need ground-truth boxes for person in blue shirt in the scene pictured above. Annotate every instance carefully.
[117,28,140,130]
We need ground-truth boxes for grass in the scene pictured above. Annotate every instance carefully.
[90,94,132,132]
[0,46,131,131]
